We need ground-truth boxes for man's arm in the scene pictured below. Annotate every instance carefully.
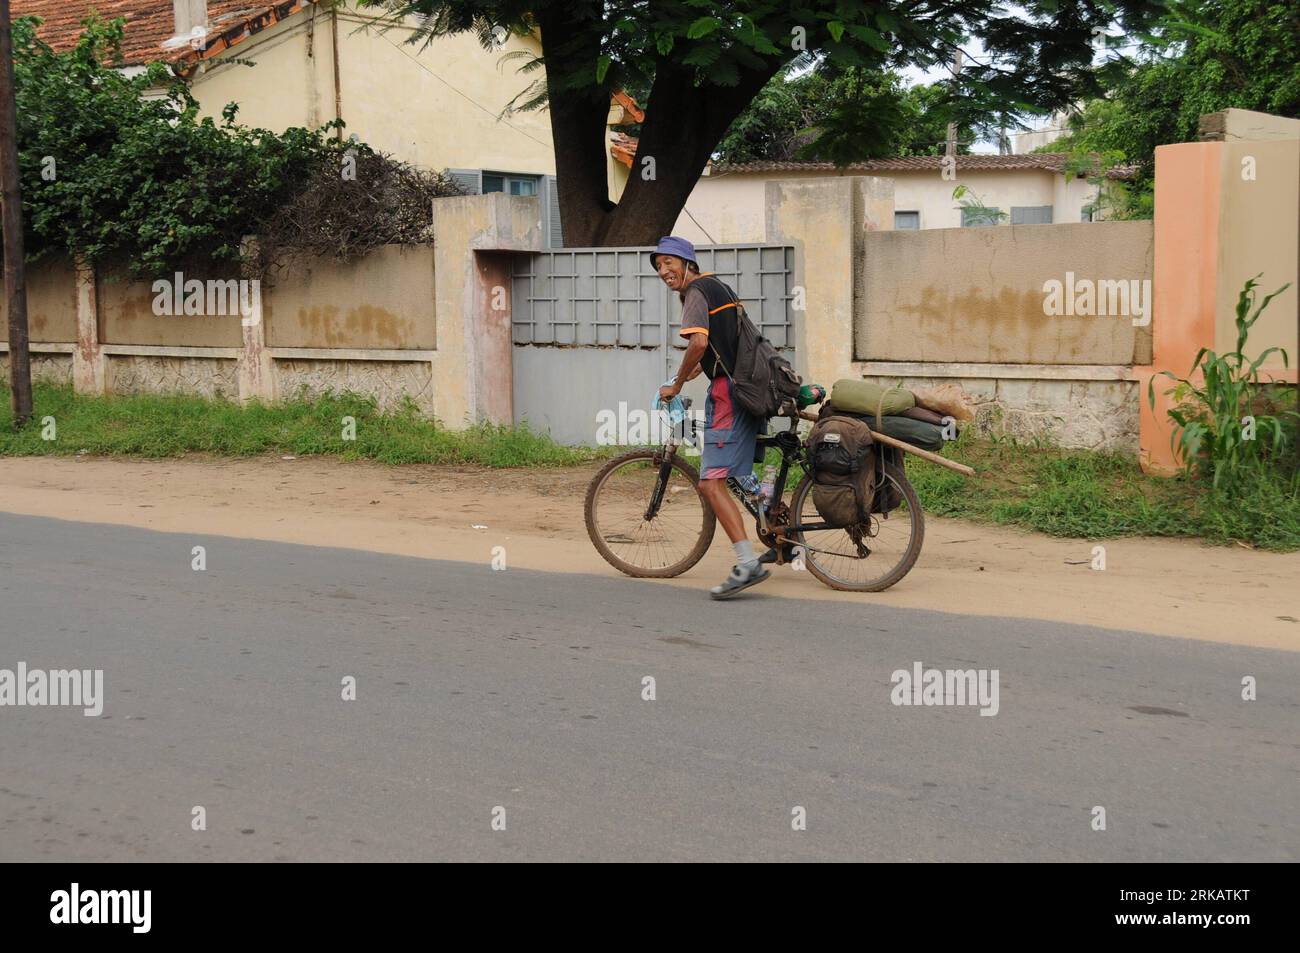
[665,335,707,393]
[661,286,710,400]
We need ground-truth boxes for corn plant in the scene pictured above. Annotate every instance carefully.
[1148,275,1295,490]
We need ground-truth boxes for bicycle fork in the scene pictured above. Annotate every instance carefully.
[644,445,680,522]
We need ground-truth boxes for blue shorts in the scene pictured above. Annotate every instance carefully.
[700,377,763,480]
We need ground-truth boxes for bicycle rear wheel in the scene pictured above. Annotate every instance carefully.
[787,464,924,591]
[585,449,716,577]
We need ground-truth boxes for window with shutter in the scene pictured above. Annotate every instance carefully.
[1010,205,1053,225]
[447,168,482,194]
[544,175,562,248]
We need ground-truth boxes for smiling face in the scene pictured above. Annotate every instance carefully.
[655,254,695,293]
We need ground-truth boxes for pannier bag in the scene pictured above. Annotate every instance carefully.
[806,415,875,527]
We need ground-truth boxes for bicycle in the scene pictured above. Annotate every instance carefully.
[584,396,925,592]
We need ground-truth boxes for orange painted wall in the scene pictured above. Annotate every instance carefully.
[1139,142,1224,475]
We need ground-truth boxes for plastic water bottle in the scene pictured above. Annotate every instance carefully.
[759,465,778,505]
[736,473,761,498]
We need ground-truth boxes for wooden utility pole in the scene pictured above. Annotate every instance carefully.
[0,0,32,428]
[945,49,963,159]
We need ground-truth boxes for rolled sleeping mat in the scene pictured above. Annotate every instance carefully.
[818,403,950,452]
[828,379,915,420]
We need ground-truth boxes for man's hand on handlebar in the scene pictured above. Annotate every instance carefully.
[660,364,703,402]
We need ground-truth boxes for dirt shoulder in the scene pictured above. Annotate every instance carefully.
[2,454,1296,651]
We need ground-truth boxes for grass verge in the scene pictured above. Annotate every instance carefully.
[4,384,1298,550]
[901,433,1300,552]
[0,382,605,468]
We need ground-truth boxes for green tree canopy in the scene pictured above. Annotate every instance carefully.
[365,0,1166,245]
[13,14,457,278]
[13,15,346,276]
[1039,0,1300,216]
[715,66,984,165]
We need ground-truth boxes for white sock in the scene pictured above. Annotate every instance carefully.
[734,540,758,571]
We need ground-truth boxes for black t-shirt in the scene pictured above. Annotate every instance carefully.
[678,277,741,380]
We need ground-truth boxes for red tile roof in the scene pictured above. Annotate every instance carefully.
[610,89,644,125]
[12,1,301,66]
[610,131,637,169]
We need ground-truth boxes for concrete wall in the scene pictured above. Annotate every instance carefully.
[109,355,240,400]
[857,220,1155,365]
[265,244,436,349]
[0,354,73,387]
[429,194,543,427]
[99,274,244,348]
[1216,138,1297,367]
[6,194,543,423]
[0,259,77,344]
[762,175,1146,451]
[1201,107,1300,143]
[1140,119,1298,474]
[765,176,895,390]
[190,4,555,176]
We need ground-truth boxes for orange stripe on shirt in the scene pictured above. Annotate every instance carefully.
[679,326,709,337]
[707,302,738,315]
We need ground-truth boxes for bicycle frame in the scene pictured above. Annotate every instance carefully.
[645,398,841,536]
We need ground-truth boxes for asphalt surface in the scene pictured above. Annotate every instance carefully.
[0,511,1296,861]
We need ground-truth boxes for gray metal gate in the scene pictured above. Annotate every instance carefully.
[510,244,795,445]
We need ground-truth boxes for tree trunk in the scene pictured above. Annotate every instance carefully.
[0,0,32,428]
[534,8,615,247]
[537,29,779,247]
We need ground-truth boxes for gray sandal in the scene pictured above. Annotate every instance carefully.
[709,564,771,599]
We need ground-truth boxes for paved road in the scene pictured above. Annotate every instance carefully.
[0,512,1295,861]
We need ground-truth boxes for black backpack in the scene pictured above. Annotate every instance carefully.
[806,415,875,527]
[706,287,801,419]
[815,404,904,515]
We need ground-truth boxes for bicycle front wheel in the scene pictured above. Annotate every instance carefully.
[584,449,716,578]
[788,464,925,592]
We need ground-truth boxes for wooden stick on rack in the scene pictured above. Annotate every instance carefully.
[797,409,976,478]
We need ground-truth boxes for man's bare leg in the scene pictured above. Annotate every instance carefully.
[698,478,745,542]
[698,477,768,598]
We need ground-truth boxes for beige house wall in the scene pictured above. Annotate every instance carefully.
[189,4,555,176]
[669,166,1107,243]
[765,176,895,390]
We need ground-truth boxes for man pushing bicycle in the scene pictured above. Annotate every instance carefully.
[653,236,773,599]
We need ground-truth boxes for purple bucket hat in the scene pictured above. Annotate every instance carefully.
[649,236,698,270]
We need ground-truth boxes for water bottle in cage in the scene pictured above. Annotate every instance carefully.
[736,473,761,498]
